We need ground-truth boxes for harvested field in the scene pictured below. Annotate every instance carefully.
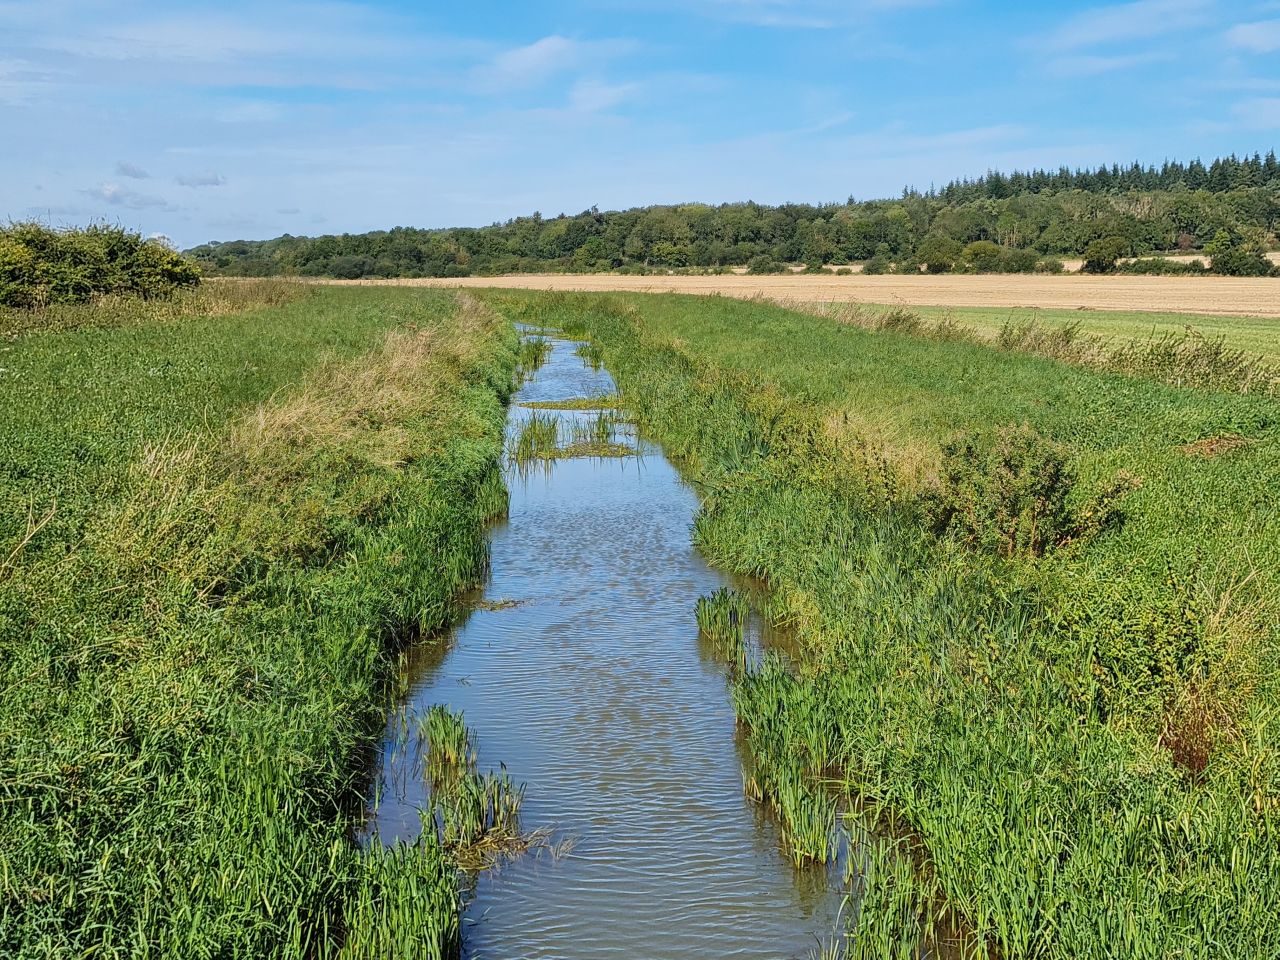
[332,273,1280,319]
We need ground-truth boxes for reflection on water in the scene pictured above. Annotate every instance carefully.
[362,335,843,959]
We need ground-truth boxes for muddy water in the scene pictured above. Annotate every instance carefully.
[362,335,843,958]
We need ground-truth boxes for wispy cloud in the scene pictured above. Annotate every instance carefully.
[114,161,150,179]
[82,182,174,210]
[1233,97,1280,128]
[176,171,226,187]
[1046,51,1170,76]
[689,0,939,29]
[1047,0,1211,50]
[567,79,640,113]
[473,35,637,92]
[1226,19,1280,53]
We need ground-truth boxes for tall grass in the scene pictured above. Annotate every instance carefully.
[789,299,1280,396]
[0,287,518,957]
[492,289,1280,959]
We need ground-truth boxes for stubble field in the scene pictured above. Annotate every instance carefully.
[334,273,1280,319]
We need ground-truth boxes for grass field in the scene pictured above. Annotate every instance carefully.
[0,286,517,957]
[5,281,1278,958]
[495,290,1280,958]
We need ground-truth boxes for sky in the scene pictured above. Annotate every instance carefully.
[3,0,1280,248]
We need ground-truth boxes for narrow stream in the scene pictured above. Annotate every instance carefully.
[362,332,844,958]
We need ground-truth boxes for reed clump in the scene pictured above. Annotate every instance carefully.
[696,588,750,667]
[417,706,526,865]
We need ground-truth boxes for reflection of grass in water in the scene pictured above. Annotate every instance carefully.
[520,395,622,410]
[575,341,605,369]
[509,410,634,463]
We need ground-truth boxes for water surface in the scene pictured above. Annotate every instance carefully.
[364,334,842,958]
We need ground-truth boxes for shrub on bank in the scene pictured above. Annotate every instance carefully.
[0,222,201,307]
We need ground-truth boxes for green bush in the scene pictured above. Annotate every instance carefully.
[1117,257,1209,276]
[746,255,789,275]
[930,424,1077,559]
[1210,247,1276,277]
[916,235,963,273]
[0,222,201,308]
[961,240,1005,273]
[1081,236,1130,274]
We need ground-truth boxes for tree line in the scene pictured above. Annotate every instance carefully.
[187,152,1280,279]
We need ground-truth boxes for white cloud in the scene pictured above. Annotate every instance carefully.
[1048,0,1211,49]
[82,182,174,210]
[688,0,939,28]
[217,101,284,123]
[1046,51,1169,76]
[1226,19,1280,53]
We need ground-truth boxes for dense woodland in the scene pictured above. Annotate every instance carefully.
[188,153,1280,278]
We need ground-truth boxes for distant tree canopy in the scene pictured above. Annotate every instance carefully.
[187,152,1280,279]
[1,223,202,308]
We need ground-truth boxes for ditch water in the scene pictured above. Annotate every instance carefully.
[361,333,844,958]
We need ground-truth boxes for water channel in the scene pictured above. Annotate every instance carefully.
[361,332,844,958]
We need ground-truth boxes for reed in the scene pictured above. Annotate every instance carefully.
[695,587,750,668]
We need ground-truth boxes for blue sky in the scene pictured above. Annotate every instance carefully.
[3,0,1279,247]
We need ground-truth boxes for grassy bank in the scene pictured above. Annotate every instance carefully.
[0,287,517,956]
[493,291,1280,958]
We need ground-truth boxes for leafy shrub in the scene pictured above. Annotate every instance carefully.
[0,222,200,307]
[1210,247,1276,277]
[961,240,1005,273]
[1117,257,1209,276]
[916,234,962,273]
[930,424,1139,560]
[746,255,789,275]
[930,424,1076,558]
[1081,236,1130,274]
[1036,256,1065,274]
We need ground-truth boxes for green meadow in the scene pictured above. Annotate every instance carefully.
[3,279,1278,958]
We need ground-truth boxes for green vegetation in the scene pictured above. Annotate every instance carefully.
[418,706,526,865]
[792,301,1280,394]
[695,587,750,668]
[188,152,1280,278]
[519,394,622,410]
[495,290,1280,958]
[0,286,518,957]
[790,302,1280,365]
[1,223,201,308]
[508,409,632,463]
